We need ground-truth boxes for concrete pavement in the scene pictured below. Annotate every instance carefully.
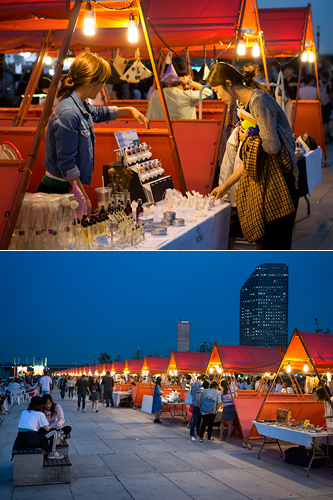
[1,390,333,500]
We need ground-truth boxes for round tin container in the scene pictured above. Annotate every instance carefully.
[152,220,163,226]
[162,219,172,226]
[172,218,185,226]
[151,226,167,236]
[163,211,176,220]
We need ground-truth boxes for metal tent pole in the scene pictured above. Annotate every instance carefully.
[137,0,187,193]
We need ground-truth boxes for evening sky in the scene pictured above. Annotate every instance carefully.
[0,251,332,365]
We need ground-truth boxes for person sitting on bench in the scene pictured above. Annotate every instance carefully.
[13,396,63,459]
[42,394,72,439]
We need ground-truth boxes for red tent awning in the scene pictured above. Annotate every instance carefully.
[259,7,308,57]
[283,331,333,372]
[215,345,283,374]
[143,356,169,374]
[0,0,70,22]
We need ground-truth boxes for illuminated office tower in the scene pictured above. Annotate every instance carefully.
[239,264,288,348]
[177,321,191,351]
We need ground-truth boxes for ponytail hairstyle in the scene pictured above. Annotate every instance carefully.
[57,52,111,100]
[207,61,269,93]
[220,378,229,395]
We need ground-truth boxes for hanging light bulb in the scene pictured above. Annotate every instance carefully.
[128,13,138,43]
[308,51,315,63]
[84,2,95,36]
[209,367,214,373]
[252,40,260,58]
[44,56,52,65]
[237,38,246,56]
[302,51,308,62]
[303,361,309,372]
[286,363,291,373]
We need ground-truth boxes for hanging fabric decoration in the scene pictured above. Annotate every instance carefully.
[113,49,128,77]
[201,46,210,80]
[165,50,172,66]
[120,49,152,83]
[160,64,180,85]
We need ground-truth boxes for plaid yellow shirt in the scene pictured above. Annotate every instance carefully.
[236,136,295,243]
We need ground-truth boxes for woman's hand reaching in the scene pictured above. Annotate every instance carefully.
[131,108,150,129]
[210,184,228,200]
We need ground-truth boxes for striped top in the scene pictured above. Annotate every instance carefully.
[221,389,236,407]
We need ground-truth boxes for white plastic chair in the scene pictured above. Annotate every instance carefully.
[10,389,25,405]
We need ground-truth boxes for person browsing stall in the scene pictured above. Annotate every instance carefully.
[146,62,212,120]
[38,52,149,215]
[209,62,299,250]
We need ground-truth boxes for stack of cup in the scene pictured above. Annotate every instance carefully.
[163,211,176,226]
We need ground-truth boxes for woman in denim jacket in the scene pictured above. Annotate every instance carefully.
[38,52,149,215]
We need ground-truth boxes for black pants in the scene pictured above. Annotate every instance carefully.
[200,413,215,439]
[105,389,114,407]
[60,388,66,399]
[261,171,299,250]
[77,393,86,409]
[37,182,70,195]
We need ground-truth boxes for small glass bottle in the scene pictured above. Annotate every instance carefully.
[99,204,106,217]
[81,223,89,246]
[136,198,144,220]
[125,199,132,216]
[97,218,104,237]
[87,220,94,245]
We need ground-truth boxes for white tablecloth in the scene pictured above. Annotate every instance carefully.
[113,391,130,407]
[253,421,333,448]
[133,202,231,250]
[305,147,322,195]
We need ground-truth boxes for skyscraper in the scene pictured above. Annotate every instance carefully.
[239,264,288,348]
[177,321,191,351]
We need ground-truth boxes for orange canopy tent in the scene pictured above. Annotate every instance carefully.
[124,359,144,375]
[95,364,105,375]
[167,351,211,377]
[249,329,333,440]
[206,343,284,447]
[141,356,170,376]
[111,361,125,375]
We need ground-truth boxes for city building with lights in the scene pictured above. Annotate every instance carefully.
[239,264,288,348]
[177,321,191,351]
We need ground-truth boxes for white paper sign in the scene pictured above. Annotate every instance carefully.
[114,129,140,150]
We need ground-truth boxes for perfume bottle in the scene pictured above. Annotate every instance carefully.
[136,198,143,220]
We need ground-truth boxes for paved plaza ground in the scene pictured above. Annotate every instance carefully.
[1,391,333,499]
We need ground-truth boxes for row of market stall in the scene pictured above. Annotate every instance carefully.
[0,0,326,248]
[54,330,333,447]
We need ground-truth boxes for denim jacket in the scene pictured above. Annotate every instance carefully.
[45,90,118,185]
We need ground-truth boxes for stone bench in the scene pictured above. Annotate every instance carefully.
[13,442,71,487]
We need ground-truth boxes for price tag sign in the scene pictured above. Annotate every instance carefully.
[114,129,140,150]
[96,235,108,245]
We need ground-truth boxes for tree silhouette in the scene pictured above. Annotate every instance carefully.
[314,318,331,334]
[98,352,111,363]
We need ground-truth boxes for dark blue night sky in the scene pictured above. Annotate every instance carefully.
[1,251,332,365]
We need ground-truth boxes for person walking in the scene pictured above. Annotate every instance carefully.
[75,374,90,413]
[102,371,114,408]
[152,377,163,424]
[58,375,67,400]
[199,381,220,442]
[67,376,74,400]
[89,377,100,413]
[39,371,53,396]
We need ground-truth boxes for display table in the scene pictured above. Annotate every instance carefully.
[252,421,333,476]
[297,147,322,215]
[161,402,187,425]
[112,391,130,407]
[131,202,231,250]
